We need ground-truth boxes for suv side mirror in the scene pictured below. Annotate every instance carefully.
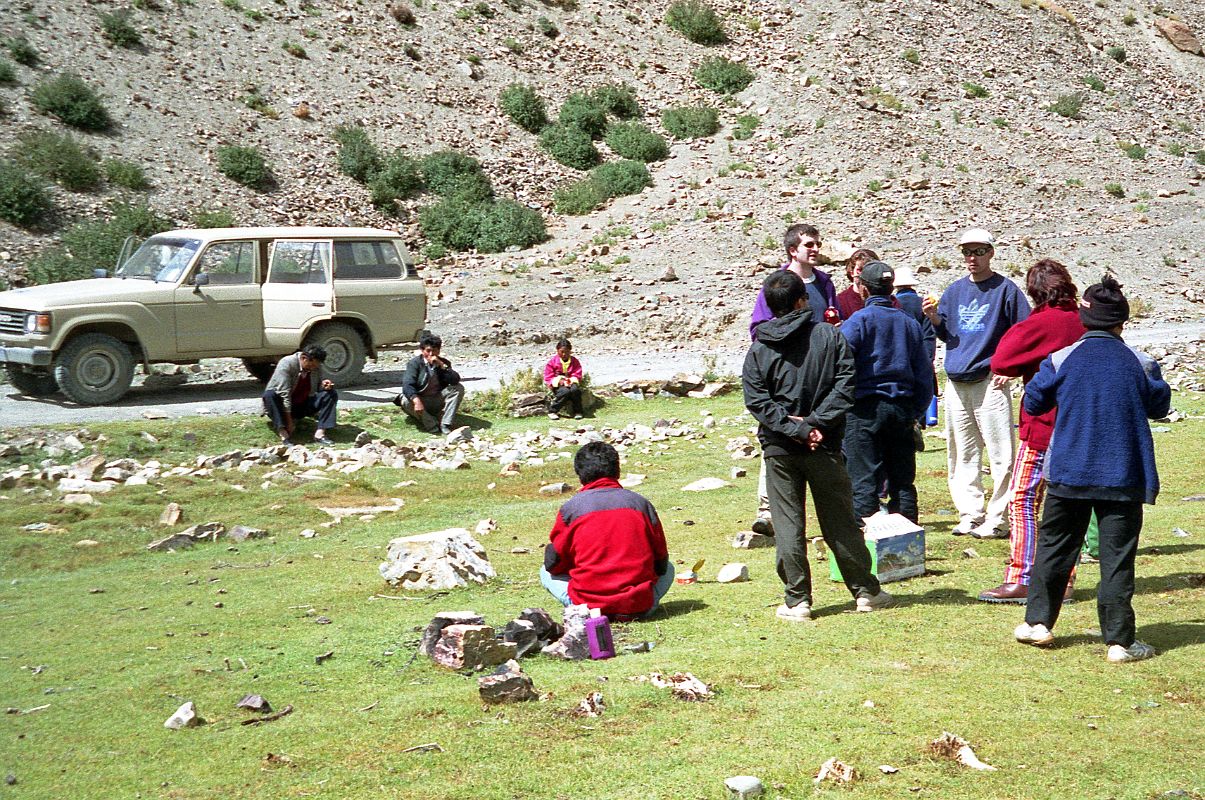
[93,269,108,279]
[192,272,210,292]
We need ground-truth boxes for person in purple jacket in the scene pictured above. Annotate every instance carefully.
[747,223,841,535]
[923,228,1030,538]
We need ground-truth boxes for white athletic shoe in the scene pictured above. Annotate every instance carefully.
[776,602,812,622]
[1014,622,1055,647]
[856,590,894,612]
[1106,641,1156,663]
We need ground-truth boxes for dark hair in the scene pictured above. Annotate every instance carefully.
[301,344,327,362]
[763,270,806,317]
[846,247,879,279]
[574,441,620,484]
[419,331,442,350]
[782,223,820,256]
[556,338,572,350]
[1025,258,1077,308]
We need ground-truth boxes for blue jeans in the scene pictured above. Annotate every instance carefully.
[539,564,675,616]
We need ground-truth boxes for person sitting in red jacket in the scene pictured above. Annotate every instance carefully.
[543,338,584,420]
[540,442,674,619]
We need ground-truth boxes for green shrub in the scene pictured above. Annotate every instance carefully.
[418,193,481,251]
[441,172,494,205]
[1120,142,1145,160]
[473,1,495,17]
[962,81,989,98]
[192,209,236,228]
[216,144,271,189]
[25,202,171,284]
[100,9,142,47]
[536,16,558,37]
[553,179,605,215]
[589,159,651,198]
[463,366,546,413]
[333,125,382,183]
[591,83,640,119]
[661,106,719,139]
[694,57,754,94]
[0,59,16,84]
[1104,182,1124,198]
[12,130,103,191]
[31,73,111,131]
[499,83,548,133]
[664,0,725,45]
[902,48,920,65]
[421,149,484,194]
[604,121,668,162]
[1197,150,1205,166]
[733,114,759,140]
[1048,93,1083,119]
[1106,45,1126,62]
[6,37,37,66]
[558,92,607,138]
[368,152,425,211]
[282,41,307,58]
[474,199,546,252]
[539,123,600,169]
[1083,73,1105,91]
[0,159,55,229]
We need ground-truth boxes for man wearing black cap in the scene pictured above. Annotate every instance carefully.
[840,261,934,523]
[1014,274,1170,663]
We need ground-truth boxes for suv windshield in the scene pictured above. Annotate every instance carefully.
[116,237,202,282]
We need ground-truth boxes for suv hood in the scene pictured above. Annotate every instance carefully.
[0,279,174,310]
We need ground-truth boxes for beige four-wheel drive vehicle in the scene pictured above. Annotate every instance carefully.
[0,227,427,405]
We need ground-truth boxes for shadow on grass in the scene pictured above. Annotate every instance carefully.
[637,598,709,621]
[1138,543,1203,557]
[1138,619,1205,652]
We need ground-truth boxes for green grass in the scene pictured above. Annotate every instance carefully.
[0,393,1202,798]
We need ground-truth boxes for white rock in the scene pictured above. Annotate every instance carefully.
[300,529,317,538]
[725,775,765,799]
[732,531,773,549]
[619,474,646,488]
[475,519,497,535]
[446,426,473,443]
[164,701,198,730]
[681,477,731,492]
[62,493,95,505]
[716,563,750,583]
[379,528,496,590]
[730,467,747,479]
[539,481,572,495]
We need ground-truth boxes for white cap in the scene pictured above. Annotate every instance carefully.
[893,266,918,287]
[958,228,995,247]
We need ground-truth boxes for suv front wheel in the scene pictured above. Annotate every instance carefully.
[304,321,366,385]
[55,333,136,405]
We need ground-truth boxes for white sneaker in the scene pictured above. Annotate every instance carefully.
[1014,622,1055,646]
[1106,641,1156,663]
[970,524,1007,540]
[776,602,812,622]
[547,412,560,420]
[953,518,981,536]
[856,590,893,612]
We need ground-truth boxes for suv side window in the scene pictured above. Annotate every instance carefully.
[194,241,256,285]
[269,241,330,284]
[334,241,404,280]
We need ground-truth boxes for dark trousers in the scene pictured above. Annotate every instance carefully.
[549,385,583,415]
[1025,494,1143,647]
[844,397,919,522]
[262,389,338,431]
[765,450,881,607]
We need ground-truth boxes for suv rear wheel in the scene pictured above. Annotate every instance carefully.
[5,367,59,397]
[54,333,136,405]
[242,359,277,383]
[303,321,366,385]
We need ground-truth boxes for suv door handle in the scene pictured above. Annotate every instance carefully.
[311,302,326,307]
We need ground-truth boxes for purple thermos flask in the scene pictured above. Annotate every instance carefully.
[585,609,615,660]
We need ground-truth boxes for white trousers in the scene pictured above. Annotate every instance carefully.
[945,377,1015,532]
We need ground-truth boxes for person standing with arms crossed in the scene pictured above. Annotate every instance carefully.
[923,229,1030,538]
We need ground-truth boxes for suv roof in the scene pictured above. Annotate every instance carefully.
[159,226,403,241]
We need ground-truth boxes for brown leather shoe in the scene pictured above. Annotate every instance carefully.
[977,583,1028,604]
[1063,584,1075,604]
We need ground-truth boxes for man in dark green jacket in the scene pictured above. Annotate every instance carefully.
[743,270,892,622]
[393,331,465,435]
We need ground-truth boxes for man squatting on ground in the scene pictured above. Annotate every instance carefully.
[1014,275,1171,663]
[923,228,1031,539]
[979,259,1085,605]
[742,270,892,621]
[839,261,933,524]
[262,344,337,446]
[393,331,466,435]
[540,442,674,618]
[747,223,842,536]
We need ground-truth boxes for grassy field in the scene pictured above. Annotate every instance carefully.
[0,391,1202,799]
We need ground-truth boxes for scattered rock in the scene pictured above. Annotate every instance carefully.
[421,610,486,656]
[619,474,646,488]
[642,671,713,701]
[1154,17,1203,55]
[732,531,773,549]
[62,493,95,505]
[929,732,997,771]
[146,522,226,552]
[814,758,858,786]
[878,765,899,774]
[572,691,605,718]
[539,481,572,495]
[237,694,271,713]
[431,624,517,671]
[445,426,473,443]
[681,477,731,492]
[725,776,765,799]
[164,701,198,730]
[962,547,980,559]
[658,265,679,282]
[541,603,590,660]
[142,409,169,420]
[716,563,750,583]
[379,529,495,590]
[159,502,183,526]
[475,518,497,536]
[730,467,747,479]
[478,659,537,704]
[227,525,268,543]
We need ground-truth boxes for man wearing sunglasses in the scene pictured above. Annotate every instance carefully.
[923,229,1030,538]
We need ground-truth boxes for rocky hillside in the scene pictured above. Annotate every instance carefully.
[1,0,1203,353]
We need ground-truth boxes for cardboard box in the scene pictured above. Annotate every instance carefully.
[829,513,926,583]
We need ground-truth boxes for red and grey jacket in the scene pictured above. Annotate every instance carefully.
[544,477,669,617]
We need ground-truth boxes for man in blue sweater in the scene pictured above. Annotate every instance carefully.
[841,262,933,523]
[1014,275,1170,662]
[923,229,1030,538]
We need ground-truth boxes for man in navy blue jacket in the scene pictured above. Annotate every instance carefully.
[1014,275,1170,663]
[841,262,933,523]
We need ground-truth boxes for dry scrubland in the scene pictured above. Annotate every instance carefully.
[0,391,1202,798]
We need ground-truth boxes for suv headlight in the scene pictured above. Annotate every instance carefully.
[25,313,52,334]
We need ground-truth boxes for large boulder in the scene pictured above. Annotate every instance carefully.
[379,528,495,590]
[1155,17,1203,55]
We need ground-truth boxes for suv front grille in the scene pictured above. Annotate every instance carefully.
[0,309,27,336]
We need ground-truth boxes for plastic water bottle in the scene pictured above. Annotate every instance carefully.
[584,609,615,660]
[925,396,939,427]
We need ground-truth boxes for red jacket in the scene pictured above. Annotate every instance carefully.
[545,477,668,617]
[543,354,583,387]
[990,300,1085,450]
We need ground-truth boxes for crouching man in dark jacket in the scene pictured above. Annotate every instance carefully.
[262,344,337,446]
[743,270,892,622]
[393,331,466,435]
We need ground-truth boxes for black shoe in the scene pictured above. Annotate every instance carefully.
[391,394,403,407]
[912,423,926,452]
[314,436,335,446]
[280,437,294,447]
[751,517,774,536]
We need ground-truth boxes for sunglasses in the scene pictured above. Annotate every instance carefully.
[961,245,991,257]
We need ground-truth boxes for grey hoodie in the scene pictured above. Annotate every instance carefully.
[741,307,856,457]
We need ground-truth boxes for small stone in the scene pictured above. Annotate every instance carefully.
[430,624,517,671]
[75,539,100,547]
[236,694,271,712]
[227,525,268,543]
[732,531,773,549]
[725,775,765,799]
[478,659,537,704]
[730,467,747,479]
[474,519,496,536]
[62,493,95,505]
[445,426,473,443]
[681,477,731,492]
[159,502,183,526]
[716,563,750,583]
[142,409,169,420]
[962,547,980,559]
[659,265,679,282]
[619,474,645,488]
[420,611,486,656]
[539,481,572,495]
[299,529,317,538]
[4,773,15,786]
[164,701,198,730]
[541,603,591,660]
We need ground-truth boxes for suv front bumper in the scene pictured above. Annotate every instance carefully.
[0,346,54,367]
